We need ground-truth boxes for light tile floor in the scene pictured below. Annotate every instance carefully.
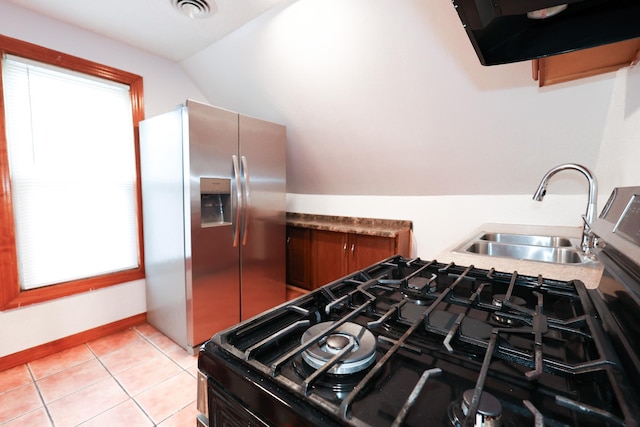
[0,323,198,427]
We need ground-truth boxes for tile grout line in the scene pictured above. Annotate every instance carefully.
[27,348,66,427]
[132,325,202,380]
[131,326,191,371]
[90,325,197,426]
[84,331,157,427]
[130,326,199,425]
[0,326,196,427]
[0,345,96,426]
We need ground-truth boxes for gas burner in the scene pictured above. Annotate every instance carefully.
[301,322,376,375]
[401,274,438,304]
[292,356,375,402]
[492,294,526,326]
[448,389,503,427]
[291,359,363,401]
[491,294,526,308]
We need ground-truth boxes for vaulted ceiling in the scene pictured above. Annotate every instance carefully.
[5,0,288,62]
[2,0,618,198]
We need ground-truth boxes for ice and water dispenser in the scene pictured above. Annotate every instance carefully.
[200,177,231,227]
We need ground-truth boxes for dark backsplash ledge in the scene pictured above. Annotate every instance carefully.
[286,212,412,238]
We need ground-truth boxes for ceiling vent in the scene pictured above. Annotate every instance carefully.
[171,0,216,19]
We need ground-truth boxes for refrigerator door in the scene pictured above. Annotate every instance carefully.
[187,101,241,347]
[238,114,287,320]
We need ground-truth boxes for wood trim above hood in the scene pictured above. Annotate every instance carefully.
[533,37,640,86]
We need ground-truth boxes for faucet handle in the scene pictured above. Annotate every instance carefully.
[580,214,600,252]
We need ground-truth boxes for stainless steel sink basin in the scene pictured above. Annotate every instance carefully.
[464,241,584,264]
[453,231,597,265]
[479,232,573,248]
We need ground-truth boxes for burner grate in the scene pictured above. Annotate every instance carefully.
[208,256,640,427]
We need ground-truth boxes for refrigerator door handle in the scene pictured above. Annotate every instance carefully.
[240,155,251,246]
[232,155,242,247]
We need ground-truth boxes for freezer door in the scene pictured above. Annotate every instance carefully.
[187,101,241,347]
[239,114,287,320]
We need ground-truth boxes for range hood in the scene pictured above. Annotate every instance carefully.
[452,0,640,66]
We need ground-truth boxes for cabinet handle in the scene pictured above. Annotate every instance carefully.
[351,244,355,256]
[343,243,347,252]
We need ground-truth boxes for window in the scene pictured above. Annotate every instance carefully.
[0,34,145,309]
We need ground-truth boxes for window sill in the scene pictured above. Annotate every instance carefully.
[0,268,144,311]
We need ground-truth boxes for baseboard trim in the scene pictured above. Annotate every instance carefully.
[0,313,147,372]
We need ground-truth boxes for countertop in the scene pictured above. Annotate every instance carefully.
[286,213,412,238]
[437,223,604,289]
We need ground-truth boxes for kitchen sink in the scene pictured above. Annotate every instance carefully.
[464,241,584,264]
[453,231,597,265]
[479,232,573,248]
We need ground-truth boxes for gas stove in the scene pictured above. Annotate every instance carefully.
[197,187,640,427]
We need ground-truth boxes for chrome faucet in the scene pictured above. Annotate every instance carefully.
[532,163,597,253]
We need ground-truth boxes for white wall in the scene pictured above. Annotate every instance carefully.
[286,65,640,258]
[286,194,611,258]
[182,0,615,196]
[595,65,640,196]
[0,2,208,358]
[180,0,640,259]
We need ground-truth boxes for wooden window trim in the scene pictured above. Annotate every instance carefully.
[0,34,145,310]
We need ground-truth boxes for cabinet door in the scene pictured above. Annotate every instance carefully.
[286,226,312,289]
[348,234,395,271]
[532,38,640,86]
[312,230,348,288]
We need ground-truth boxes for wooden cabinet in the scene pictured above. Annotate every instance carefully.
[313,230,410,287]
[532,38,640,87]
[312,231,398,287]
[286,215,412,291]
[350,233,397,270]
[311,230,347,287]
[286,226,312,289]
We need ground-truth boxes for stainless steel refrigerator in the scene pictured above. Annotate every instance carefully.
[139,99,286,354]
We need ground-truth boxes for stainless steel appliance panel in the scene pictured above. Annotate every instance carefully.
[140,108,189,349]
[238,114,286,320]
[141,100,286,354]
[186,101,241,347]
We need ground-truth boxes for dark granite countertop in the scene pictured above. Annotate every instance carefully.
[286,212,412,238]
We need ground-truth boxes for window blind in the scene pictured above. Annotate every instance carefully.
[2,54,139,290]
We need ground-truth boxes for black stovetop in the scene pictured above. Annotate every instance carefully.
[200,256,640,427]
